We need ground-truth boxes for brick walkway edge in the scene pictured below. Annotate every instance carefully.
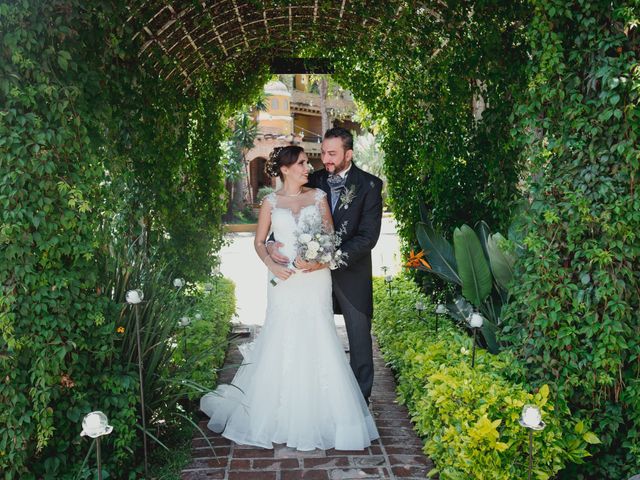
[181,328,435,480]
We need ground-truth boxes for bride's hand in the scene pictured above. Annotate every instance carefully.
[295,257,326,272]
[269,261,296,280]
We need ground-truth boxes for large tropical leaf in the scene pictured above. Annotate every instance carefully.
[446,296,474,324]
[480,318,500,354]
[453,225,493,307]
[416,220,461,285]
[475,220,491,262]
[487,233,516,292]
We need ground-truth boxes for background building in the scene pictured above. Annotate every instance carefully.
[246,75,360,202]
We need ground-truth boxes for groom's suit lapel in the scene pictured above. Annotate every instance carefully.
[332,165,360,226]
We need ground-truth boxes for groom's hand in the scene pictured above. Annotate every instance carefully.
[266,241,290,265]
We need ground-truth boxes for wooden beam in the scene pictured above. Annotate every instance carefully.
[269,57,334,74]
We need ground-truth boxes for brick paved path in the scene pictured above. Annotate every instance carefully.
[181,327,435,480]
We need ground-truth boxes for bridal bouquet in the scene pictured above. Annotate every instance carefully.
[270,214,346,286]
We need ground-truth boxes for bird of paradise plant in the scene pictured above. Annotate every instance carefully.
[405,249,432,269]
[405,205,520,353]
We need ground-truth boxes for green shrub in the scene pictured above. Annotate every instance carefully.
[169,278,236,401]
[146,277,236,480]
[373,276,597,480]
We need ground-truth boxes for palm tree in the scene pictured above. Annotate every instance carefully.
[232,110,258,204]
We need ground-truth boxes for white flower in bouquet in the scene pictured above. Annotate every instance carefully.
[272,216,348,286]
[298,233,312,244]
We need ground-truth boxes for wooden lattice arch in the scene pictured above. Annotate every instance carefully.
[126,1,403,90]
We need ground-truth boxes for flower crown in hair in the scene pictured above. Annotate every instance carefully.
[266,146,285,177]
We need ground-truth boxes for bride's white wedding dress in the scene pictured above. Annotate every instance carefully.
[200,190,378,451]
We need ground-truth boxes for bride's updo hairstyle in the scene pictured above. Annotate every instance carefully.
[265,145,304,180]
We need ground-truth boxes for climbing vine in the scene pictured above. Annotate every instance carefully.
[330,1,530,243]
[0,1,130,476]
[502,2,639,478]
[0,1,268,476]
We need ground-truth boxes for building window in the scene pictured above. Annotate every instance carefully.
[271,98,279,110]
[283,100,288,110]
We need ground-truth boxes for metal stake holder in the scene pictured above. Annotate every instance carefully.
[133,304,149,478]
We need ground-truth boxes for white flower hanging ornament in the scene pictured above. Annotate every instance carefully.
[433,303,448,333]
[125,289,144,304]
[415,301,426,322]
[519,404,546,431]
[80,411,113,480]
[80,411,113,438]
[519,404,546,480]
[178,317,191,356]
[468,312,485,368]
[127,287,150,476]
[469,312,484,328]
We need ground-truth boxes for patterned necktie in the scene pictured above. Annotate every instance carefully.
[327,174,346,212]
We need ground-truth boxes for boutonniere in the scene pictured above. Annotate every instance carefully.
[339,185,357,210]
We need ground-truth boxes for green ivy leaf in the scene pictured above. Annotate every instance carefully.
[583,432,601,445]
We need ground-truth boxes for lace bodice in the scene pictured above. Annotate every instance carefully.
[264,189,329,261]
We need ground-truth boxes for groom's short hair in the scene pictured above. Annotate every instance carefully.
[324,127,353,152]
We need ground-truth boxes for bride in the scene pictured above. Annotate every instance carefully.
[200,145,378,451]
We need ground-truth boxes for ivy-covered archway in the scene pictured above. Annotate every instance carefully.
[1,1,637,478]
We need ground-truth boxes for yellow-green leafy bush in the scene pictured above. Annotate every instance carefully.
[373,276,597,480]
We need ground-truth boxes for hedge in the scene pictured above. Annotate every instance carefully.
[372,276,597,480]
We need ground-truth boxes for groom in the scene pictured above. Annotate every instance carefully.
[269,127,383,404]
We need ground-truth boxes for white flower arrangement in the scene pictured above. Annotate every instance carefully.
[295,214,346,270]
[270,212,347,286]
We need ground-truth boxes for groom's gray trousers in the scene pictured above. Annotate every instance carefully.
[333,282,374,401]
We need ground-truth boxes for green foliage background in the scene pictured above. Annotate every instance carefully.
[0,1,263,477]
[1,0,638,478]
[330,1,530,241]
[502,2,640,478]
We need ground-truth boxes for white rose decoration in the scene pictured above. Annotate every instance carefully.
[307,240,320,252]
[298,233,312,244]
[321,254,332,263]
